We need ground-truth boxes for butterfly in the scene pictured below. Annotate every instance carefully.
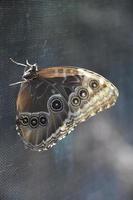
[10,58,119,151]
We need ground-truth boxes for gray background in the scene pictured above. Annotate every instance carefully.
[0,0,133,199]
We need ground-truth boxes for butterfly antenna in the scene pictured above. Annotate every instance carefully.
[9,80,27,86]
[26,59,32,66]
[10,58,27,67]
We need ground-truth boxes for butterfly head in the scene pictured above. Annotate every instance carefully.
[9,58,39,86]
[22,60,38,80]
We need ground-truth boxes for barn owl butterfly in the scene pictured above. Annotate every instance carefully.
[10,58,119,151]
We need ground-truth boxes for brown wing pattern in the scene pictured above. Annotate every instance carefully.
[38,66,79,78]
[16,66,119,151]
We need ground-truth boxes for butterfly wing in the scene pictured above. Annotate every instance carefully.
[16,66,119,151]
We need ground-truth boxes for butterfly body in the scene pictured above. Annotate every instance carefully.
[11,60,118,151]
